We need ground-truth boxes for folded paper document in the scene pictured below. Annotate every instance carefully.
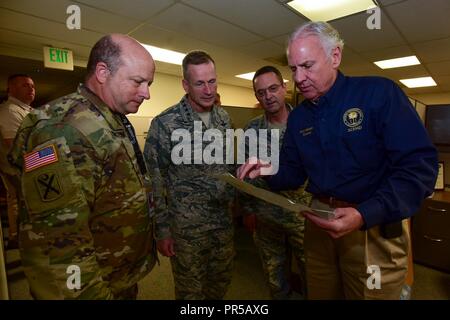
[217,173,335,220]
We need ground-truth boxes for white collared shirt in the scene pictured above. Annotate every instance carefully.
[0,96,33,140]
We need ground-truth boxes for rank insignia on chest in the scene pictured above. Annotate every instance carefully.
[24,145,58,172]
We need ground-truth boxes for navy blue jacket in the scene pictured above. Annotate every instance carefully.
[268,71,438,229]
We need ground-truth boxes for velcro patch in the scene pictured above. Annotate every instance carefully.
[24,145,58,172]
[35,173,63,202]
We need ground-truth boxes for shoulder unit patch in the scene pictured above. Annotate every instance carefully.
[35,173,63,202]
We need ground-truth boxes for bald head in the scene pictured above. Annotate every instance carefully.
[85,34,156,115]
[86,34,153,79]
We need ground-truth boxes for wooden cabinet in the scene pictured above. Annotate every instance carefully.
[412,191,450,272]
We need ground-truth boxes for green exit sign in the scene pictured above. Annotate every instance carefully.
[43,46,74,70]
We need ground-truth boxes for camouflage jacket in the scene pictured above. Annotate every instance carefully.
[242,105,311,227]
[144,95,235,240]
[9,84,156,299]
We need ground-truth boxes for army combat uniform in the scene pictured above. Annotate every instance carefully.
[9,84,157,299]
[241,105,311,299]
[144,95,235,300]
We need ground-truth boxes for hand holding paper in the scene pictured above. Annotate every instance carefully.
[218,172,336,220]
[237,156,273,180]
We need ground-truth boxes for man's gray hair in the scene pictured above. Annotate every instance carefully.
[288,21,344,57]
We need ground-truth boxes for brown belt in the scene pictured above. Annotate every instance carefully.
[314,195,358,208]
[315,195,403,238]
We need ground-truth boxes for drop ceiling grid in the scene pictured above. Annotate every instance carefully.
[73,0,176,22]
[145,3,263,49]
[180,0,307,39]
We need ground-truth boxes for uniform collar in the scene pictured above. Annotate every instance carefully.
[78,83,124,130]
[7,96,33,112]
[305,71,346,108]
[262,103,292,127]
[179,94,226,127]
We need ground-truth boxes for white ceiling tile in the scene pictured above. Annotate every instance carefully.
[0,0,141,34]
[381,64,430,80]
[240,41,285,61]
[403,86,444,95]
[338,48,433,85]
[182,0,306,38]
[0,29,92,60]
[330,10,406,53]
[74,0,176,21]
[148,3,262,48]
[1,0,69,23]
[426,61,450,76]
[385,0,450,42]
[413,38,450,63]
[271,34,290,47]
[436,75,450,88]
[358,45,414,62]
[73,4,141,34]
[0,8,102,46]
[130,23,211,54]
[340,49,377,75]
[377,0,406,6]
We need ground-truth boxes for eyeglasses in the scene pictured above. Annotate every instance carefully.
[255,84,282,98]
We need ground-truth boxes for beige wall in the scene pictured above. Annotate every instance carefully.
[128,71,258,149]
[416,100,427,123]
[410,93,450,106]
[130,72,257,118]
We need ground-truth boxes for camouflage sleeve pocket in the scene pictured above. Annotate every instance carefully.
[21,137,89,218]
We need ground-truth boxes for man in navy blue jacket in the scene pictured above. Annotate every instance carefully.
[238,21,438,299]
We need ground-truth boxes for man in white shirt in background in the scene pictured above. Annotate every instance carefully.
[0,74,35,246]
[0,74,35,147]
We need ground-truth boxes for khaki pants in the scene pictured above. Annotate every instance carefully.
[305,199,410,300]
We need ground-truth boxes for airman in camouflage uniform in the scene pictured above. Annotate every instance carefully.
[144,51,235,300]
[8,34,157,299]
[241,66,311,299]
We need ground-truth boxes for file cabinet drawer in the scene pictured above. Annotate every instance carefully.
[412,231,450,272]
[413,200,450,237]
[412,193,450,272]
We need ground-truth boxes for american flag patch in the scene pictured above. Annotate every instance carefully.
[24,145,58,172]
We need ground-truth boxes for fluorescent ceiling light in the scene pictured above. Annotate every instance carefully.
[236,72,256,81]
[235,72,289,82]
[287,0,376,22]
[374,56,420,69]
[399,77,437,88]
[141,43,185,65]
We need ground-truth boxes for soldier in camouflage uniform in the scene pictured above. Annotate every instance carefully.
[8,34,157,299]
[144,51,235,300]
[241,66,310,299]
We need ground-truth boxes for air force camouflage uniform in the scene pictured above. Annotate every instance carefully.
[242,105,311,299]
[9,84,157,299]
[144,95,234,300]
